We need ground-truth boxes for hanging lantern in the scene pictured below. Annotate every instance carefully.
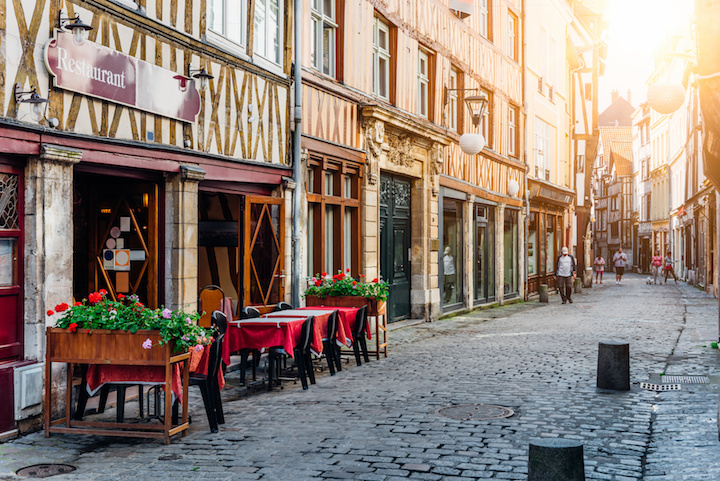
[647,83,686,114]
[508,179,520,197]
[459,133,485,156]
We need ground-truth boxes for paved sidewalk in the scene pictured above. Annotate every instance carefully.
[1,274,719,480]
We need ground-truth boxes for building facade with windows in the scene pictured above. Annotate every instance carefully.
[1,0,292,434]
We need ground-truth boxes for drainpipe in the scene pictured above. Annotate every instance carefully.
[522,0,530,301]
[291,0,303,307]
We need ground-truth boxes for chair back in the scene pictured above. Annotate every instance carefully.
[299,316,315,352]
[198,285,225,328]
[242,306,261,319]
[325,310,339,343]
[206,329,225,380]
[211,310,228,336]
[273,301,293,311]
[353,305,368,339]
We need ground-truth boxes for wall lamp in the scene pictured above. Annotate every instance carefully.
[14,84,51,123]
[58,12,93,46]
[444,87,489,155]
[188,64,214,92]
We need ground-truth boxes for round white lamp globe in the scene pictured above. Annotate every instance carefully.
[508,179,520,197]
[647,83,686,114]
[459,133,485,156]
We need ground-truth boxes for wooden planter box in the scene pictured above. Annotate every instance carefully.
[305,295,387,359]
[44,328,190,444]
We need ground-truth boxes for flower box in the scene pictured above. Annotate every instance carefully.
[305,295,386,317]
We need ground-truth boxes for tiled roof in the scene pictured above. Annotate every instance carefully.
[610,141,634,176]
[599,127,633,170]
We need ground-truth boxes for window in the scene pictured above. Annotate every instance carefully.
[480,0,491,40]
[508,105,518,158]
[209,0,246,47]
[254,0,282,64]
[480,89,491,147]
[307,156,361,277]
[311,0,338,76]
[418,49,430,119]
[373,17,391,100]
[508,11,518,61]
[448,69,459,131]
[535,117,550,179]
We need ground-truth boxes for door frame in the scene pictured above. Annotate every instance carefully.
[380,173,412,322]
[0,162,23,363]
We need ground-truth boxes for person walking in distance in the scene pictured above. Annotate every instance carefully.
[554,246,576,304]
[664,250,678,284]
[613,247,628,285]
[651,250,663,285]
[593,254,605,284]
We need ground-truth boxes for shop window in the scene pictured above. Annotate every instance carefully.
[503,209,518,295]
[474,204,495,303]
[307,156,361,277]
[443,199,463,307]
[311,0,340,77]
[254,0,283,64]
[546,214,556,273]
[208,0,247,51]
[528,213,537,276]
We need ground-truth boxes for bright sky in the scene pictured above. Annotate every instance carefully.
[599,0,695,111]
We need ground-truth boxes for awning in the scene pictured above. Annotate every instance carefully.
[449,0,473,18]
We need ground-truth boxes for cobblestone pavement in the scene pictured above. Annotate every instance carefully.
[1,274,719,480]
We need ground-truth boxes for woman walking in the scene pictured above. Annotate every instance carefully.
[664,251,678,284]
[593,254,605,284]
[651,250,663,284]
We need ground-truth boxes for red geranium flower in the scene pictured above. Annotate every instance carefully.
[346,268,350,272]
[55,302,70,312]
[315,279,322,287]
[88,292,102,304]
[352,281,357,286]
[372,278,379,283]
[74,301,82,306]
[68,323,78,333]
[98,289,107,295]
[47,309,54,316]
[321,272,327,277]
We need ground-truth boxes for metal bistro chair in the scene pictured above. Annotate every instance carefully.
[268,316,315,390]
[198,285,225,328]
[238,306,262,385]
[320,310,342,375]
[274,301,293,311]
[351,305,370,366]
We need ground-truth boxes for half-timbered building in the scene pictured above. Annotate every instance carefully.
[1,0,292,434]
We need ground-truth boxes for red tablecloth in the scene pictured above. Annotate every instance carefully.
[86,343,224,404]
[224,315,325,365]
[297,306,369,344]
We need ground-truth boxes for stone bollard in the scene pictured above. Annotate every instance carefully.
[539,284,548,303]
[528,438,585,481]
[574,278,582,294]
[597,341,630,391]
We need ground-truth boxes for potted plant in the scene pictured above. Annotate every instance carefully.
[304,270,389,316]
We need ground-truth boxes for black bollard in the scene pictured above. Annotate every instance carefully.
[597,341,630,391]
[539,284,549,303]
[528,438,585,481]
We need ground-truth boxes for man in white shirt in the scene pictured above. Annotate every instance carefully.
[554,246,576,304]
[443,247,456,303]
[613,247,628,285]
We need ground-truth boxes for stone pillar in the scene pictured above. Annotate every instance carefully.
[26,144,82,420]
[165,164,205,312]
[496,203,505,305]
[464,194,475,308]
[362,172,380,284]
[410,176,435,321]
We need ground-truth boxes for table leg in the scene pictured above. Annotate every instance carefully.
[181,358,189,436]
[163,361,171,445]
[65,363,73,428]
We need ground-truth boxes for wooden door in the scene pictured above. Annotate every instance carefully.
[380,175,411,322]
[243,196,285,310]
[0,169,23,363]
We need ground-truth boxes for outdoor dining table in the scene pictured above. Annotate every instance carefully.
[294,306,366,346]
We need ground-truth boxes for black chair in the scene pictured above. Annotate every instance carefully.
[351,305,370,366]
[238,306,261,385]
[268,316,315,390]
[173,310,226,432]
[274,301,293,311]
[321,310,342,375]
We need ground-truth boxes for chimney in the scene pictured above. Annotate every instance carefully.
[627,90,632,105]
[611,90,619,103]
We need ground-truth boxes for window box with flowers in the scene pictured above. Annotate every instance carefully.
[44,291,214,444]
[304,271,390,359]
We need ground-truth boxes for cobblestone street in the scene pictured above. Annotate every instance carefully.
[2,273,720,480]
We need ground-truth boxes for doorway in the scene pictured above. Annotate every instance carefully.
[380,174,411,322]
[474,204,495,303]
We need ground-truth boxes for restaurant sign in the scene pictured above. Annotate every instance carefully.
[44,31,201,123]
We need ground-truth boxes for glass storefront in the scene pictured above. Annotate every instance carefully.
[503,208,518,296]
[442,199,463,306]
[546,214,556,274]
[474,204,495,303]
[528,213,537,276]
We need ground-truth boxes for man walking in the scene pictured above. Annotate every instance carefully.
[613,247,628,284]
[554,246,576,304]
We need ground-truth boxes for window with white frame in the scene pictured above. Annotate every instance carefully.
[448,68,459,131]
[311,0,337,76]
[480,89,491,147]
[508,11,518,61]
[254,0,282,64]
[508,105,518,158]
[373,17,391,100]
[209,0,246,47]
[480,0,490,39]
[535,117,550,179]
[418,49,430,118]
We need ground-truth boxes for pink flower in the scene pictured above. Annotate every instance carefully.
[161,308,172,319]
[194,345,204,353]
[142,338,153,350]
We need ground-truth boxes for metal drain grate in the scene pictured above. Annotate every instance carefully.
[437,404,514,421]
[641,382,681,391]
[661,375,710,384]
[16,464,77,478]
